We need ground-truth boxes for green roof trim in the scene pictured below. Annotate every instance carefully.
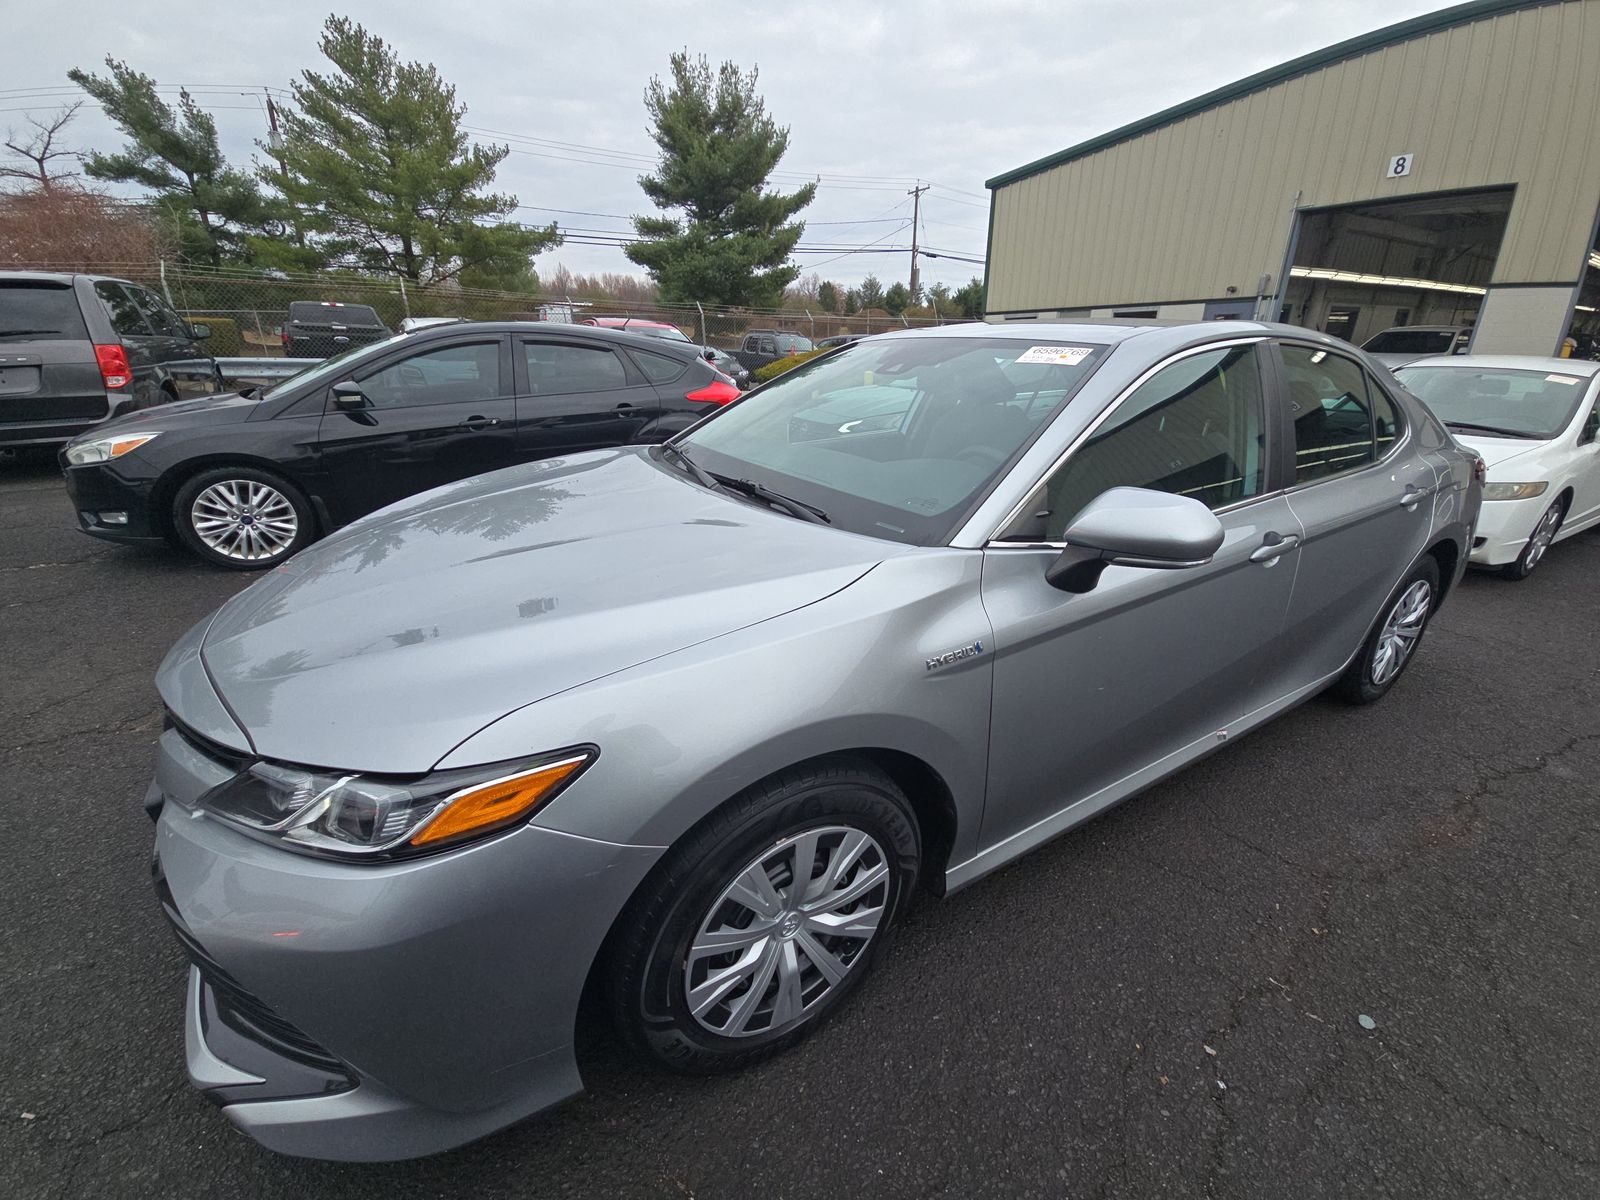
[986,0,1559,190]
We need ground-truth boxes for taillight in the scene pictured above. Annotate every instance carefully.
[95,344,132,390]
[1473,457,1487,485]
[685,379,741,405]
[281,329,290,348]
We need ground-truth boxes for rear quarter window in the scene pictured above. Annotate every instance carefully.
[1,282,90,341]
[631,348,688,384]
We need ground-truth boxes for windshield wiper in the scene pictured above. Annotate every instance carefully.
[711,473,830,524]
[0,328,61,338]
[658,441,722,491]
[1445,421,1540,440]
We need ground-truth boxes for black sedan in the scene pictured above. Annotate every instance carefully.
[60,321,740,569]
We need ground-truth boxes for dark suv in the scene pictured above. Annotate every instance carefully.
[0,272,220,448]
[283,301,393,358]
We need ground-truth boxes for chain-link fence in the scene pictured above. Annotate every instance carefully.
[71,261,968,359]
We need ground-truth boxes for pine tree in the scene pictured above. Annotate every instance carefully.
[626,53,814,308]
[883,281,910,315]
[856,273,885,311]
[265,17,557,284]
[817,280,839,313]
[68,60,269,265]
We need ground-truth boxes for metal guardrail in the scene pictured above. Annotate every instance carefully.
[215,357,319,386]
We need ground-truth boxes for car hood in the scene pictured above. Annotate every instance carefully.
[85,390,260,440]
[191,449,895,773]
[1447,433,1547,470]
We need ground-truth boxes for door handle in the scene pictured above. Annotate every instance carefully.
[458,416,500,430]
[1249,532,1300,562]
[1399,482,1437,509]
[615,402,636,412]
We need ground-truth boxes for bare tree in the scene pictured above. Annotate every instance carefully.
[0,103,83,193]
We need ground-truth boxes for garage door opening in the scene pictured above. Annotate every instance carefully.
[1281,188,1513,352]
[1565,212,1600,361]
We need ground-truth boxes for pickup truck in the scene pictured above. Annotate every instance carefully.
[282,300,393,359]
[732,329,814,372]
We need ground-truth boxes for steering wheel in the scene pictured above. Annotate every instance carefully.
[955,446,1006,468]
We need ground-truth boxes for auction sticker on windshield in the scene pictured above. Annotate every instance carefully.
[1016,346,1094,366]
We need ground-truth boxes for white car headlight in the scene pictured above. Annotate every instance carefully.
[64,431,160,465]
[1481,481,1549,501]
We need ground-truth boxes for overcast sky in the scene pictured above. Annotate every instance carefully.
[3,0,1459,292]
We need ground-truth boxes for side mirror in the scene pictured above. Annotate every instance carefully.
[1583,407,1599,444]
[1045,487,1226,594]
[188,322,212,340]
[331,380,369,412]
[703,347,717,362]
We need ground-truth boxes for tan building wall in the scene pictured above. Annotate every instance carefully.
[986,0,1600,316]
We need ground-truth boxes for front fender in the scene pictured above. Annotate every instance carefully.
[437,549,994,865]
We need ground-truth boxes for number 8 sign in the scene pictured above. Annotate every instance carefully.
[1386,153,1414,179]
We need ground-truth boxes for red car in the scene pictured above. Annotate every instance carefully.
[578,317,695,345]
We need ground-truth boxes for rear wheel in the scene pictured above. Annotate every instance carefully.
[607,758,920,1074]
[173,466,314,570]
[1500,497,1564,580]
[1335,556,1440,704]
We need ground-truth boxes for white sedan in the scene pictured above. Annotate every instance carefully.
[1395,355,1600,579]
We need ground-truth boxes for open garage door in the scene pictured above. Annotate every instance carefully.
[1280,189,1513,355]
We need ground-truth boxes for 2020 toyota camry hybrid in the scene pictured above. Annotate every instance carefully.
[145,320,1481,1159]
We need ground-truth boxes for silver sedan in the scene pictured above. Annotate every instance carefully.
[150,320,1481,1160]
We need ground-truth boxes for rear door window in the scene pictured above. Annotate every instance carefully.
[522,342,630,395]
[1279,344,1380,484]
[0,282,89,341]
[94,282,153,338]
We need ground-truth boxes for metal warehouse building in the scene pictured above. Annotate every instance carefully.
[983,0,1600,357]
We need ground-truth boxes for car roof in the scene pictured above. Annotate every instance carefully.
[405,319,703,357]
[873,318,1356,353]
[1369,324,1467,334]
[1399,354,1600,376]
[0,270,142,287]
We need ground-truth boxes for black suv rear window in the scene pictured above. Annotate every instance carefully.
[0,282,89,341]
[289,301,384,326]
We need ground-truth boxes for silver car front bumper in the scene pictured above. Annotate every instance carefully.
[151,727,663,1160]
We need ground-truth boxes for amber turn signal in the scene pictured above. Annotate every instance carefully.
[409,755,590,848]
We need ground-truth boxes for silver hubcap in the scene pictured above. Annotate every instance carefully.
[685,825,889,1038]
[1522,503,1562,571]
[191,480,298,562]
[1370,579,1432,686]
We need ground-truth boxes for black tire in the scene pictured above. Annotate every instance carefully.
[172,465,316,570]
[1499,497,1565,581]
[606,757,921,1075]
[1335,555,1441,705]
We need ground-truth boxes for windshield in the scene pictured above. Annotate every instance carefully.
[678,336,1108,544]
[263,333,408,399]
[1395,365,1593,439]
[1363,329,1460,354]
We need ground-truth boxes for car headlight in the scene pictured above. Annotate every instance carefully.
[195,749,595,859]
[64,431,160,465]
[1481,481,1549,501]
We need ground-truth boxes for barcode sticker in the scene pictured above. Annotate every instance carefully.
[1546,374,1580,385]
[1017,345,1094,366]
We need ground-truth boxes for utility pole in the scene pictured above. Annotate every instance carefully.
[907,183,929,302]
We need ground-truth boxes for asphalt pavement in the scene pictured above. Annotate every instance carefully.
[2,450,1597,1199]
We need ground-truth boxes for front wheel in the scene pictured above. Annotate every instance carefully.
[1335,556,1440,705]
[606,758,921,1074]
[1500,497,1565,580]
[172,466,315,570]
